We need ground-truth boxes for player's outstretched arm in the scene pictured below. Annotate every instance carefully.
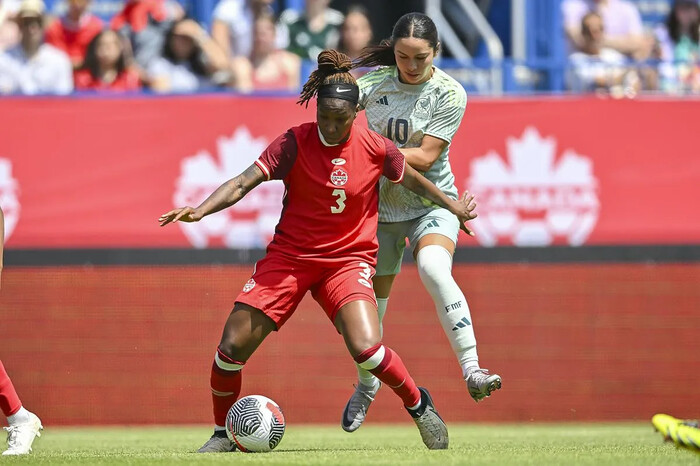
[158,163,266,227]
[400,163,478,236]
[398,135,448,173]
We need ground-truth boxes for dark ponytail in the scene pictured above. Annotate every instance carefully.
[297,49,357,107]
[354,12,440,69]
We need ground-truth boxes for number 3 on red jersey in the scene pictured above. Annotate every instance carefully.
[331,189,346,214]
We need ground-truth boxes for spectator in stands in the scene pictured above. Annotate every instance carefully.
[654,0,700,92]
[211,0,283,60]
[45,0,103,70]
[0,0,73,94]
[230,11,300,92]
[147,18,228,93]
[0,0,21,50]
[111,0,174,71]
[568,12,640,94]
[338,4,372,60]
[278,0,343,61]
[338,5,373,78]
[74,29,141,91]
[562,0,648,59]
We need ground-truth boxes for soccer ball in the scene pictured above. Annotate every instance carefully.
[225,395,285,452]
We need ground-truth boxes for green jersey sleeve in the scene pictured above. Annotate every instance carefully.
[424,86,467,143]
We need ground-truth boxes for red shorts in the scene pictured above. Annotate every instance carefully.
[234,251,377,329]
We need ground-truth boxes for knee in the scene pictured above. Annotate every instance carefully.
[353,341,386,368]
[218,327,246,361]
[217,339,240,361]
[347,334,381,359]
[213,346,245,374]
[416,245,453,288]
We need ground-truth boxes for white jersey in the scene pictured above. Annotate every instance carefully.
[358,66,467,222]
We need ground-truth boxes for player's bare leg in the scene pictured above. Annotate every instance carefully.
[336,300,448,449]
[343,276,395,432]
[198,303,276,453]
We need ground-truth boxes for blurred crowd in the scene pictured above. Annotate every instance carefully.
[0,0,698,95]
[0,0,374,94]
[564,0,700,95]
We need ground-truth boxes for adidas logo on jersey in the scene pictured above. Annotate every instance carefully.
[375,96,389,105]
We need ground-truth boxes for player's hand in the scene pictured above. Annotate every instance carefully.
[158,206,202,226]
[174,19,205,41]
[450,191,478,237]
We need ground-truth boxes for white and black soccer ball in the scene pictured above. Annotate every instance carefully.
[225,395,285,452]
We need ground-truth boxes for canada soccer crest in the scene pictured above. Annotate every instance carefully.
[173,127,284,248]
[468,127,599,247]
[0,158,20,242]
[330,168,348,186]
[243,278,256,292]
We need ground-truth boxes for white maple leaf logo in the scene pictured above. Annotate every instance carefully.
[468,127,599,246]
[173,127,284,248]
[0,158,20,242]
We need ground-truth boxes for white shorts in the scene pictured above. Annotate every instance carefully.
[376,208,460,277]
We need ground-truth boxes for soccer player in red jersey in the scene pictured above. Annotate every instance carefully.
[159,50,478,453]
[0,207,43,456]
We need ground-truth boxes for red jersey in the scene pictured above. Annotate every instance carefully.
[111,0,167,32]
[45,15,103,65]
[255,122,405,265]
[74,69,142,92]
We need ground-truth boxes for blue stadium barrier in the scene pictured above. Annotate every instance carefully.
[629,0,672,27]
[523,0,566,92]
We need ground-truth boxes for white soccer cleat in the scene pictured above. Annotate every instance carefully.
[2,412,43,456]
[341,381,381,432]
[197,430,236,453]
[408,387,449,450]
[465,368,502,402]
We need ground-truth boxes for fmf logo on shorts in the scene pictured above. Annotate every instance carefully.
[173,127,284,249]
[330,168,348,186]
[467,127,599,247]
[0,158,20,242]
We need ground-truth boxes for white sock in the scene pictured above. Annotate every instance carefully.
[376,297,387,336]
[406,398,422,411]
[7,406,30,426]
[416,245,479,378]
[214,425,226,432]
[355,298,388,389]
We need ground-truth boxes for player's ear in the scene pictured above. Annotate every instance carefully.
[434,41,441,56]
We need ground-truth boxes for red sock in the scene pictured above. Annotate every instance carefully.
[210,348,243,427]
[354,343,421,407]
[0,361,22,417]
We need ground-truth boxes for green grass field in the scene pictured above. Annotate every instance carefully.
[2,424,698,465]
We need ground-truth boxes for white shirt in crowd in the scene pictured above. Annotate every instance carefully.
[568,48,627,91]
[562,0,644,52]
[0,43,73,94]
[147,57,211,93]
[212,0,287,57]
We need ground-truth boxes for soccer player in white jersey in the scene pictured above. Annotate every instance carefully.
[341,13,502,433]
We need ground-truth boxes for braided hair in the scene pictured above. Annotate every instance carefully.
[297,50,357,108]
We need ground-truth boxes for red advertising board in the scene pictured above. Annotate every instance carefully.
[1,263,698,424]
[0,96,698,248]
